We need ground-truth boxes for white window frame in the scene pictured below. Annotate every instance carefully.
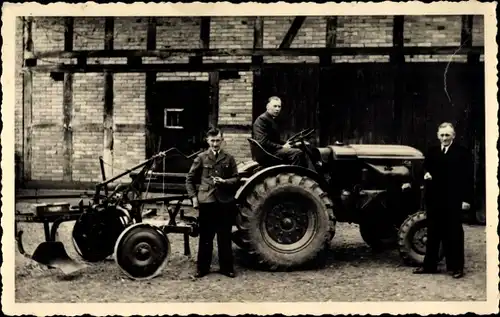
[164,108,184,129]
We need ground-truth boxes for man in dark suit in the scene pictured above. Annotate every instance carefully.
[413,122,473,279]
[252,96,305,166]
[185,127,240,278]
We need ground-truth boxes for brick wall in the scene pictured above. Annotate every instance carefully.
[15,18,23,158]
[72,73,105,182]
[15,15,485,183]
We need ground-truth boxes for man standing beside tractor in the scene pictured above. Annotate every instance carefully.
[252,96,307,167]
[185,127,240,279]
[413,122,473,279]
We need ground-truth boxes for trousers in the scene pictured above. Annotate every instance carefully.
[197,202,235,273]
[275,147,306,166]
[423,205,465,272]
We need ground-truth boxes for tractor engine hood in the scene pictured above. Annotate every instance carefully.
[324,144,424,160]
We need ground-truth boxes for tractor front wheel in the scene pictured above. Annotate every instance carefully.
[397,210,444,266]
[236,173,335,270]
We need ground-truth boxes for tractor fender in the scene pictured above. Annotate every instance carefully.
[235,164,330,202]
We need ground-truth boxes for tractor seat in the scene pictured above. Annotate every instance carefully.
[247,138,284,167]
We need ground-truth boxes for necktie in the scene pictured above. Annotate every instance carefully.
[442,146,446,154]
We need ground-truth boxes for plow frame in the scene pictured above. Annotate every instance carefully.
[15,147,202,275]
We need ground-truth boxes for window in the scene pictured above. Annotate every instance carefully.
[164,108,184,129]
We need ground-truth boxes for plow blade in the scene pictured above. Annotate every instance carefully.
[31,241,88,275]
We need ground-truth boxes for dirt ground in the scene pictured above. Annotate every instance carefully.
[14,199,487,303]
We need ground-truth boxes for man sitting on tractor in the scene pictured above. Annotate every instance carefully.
[253,96,307,167]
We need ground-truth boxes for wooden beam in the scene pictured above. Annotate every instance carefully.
[279,17,306,49]
[319,16,338,145]
[217,124,252,132]
[103,17,114,177]
[208,71,219,128]
[26,62,324,73]
[145,17,157,159]
[191,17,211,64]
[252,17,264,125]
[62,17,74,182]
[252,17,264,64]
[200,17,211,49]
[28,46,484,60]
[64,17,74,52]
[147,17,157,50]
[461,15,479,64]
[22,17,34,181]
[105,17,114,50]
[390,15,405,64]
[62,73,74,181]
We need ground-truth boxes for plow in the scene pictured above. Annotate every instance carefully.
[15,148,202,280]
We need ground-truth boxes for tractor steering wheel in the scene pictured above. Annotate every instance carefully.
[286,128,315,145]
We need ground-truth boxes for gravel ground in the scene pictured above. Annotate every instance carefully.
[14,199,487,303]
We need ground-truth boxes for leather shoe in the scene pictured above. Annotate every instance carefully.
[194,271,209,278]
[451,270,464,279]
[413,267,439,274]
[220,271,236,278]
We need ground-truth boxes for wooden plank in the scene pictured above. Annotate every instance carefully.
[208,71,219,128]
[391,15,405,144]
[29,46,484,60]
[279,17,306,49]
[462,14,482,203]
[22,17,34,181]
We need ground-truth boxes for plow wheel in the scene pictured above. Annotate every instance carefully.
[237,173,335,270]
[114,223,170,280]
[72,205,131,263]
[398,210,444,266]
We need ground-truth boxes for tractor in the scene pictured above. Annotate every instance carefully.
[231,128,436,270]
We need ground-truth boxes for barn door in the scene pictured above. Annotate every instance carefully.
[324,64,396,145]
[254,66,320,144]
[146,81,209,173]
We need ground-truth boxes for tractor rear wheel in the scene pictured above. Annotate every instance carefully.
[236,173,335,270]
[398,210,444,266]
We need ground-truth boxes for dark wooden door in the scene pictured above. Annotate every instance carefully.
[254,66,320,144]
[146,81,209,173]
[323,64,396,145]
[400,63,480,152]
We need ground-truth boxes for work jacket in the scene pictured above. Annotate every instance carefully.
[185,149,240,204]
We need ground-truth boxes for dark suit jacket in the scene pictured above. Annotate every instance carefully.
[423,142,474,211]
[185,149,240,204]
[252,111,285,153]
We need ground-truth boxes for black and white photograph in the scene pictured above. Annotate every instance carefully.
[1,1,498,316]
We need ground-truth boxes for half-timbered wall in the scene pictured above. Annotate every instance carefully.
[15,15,485,185]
